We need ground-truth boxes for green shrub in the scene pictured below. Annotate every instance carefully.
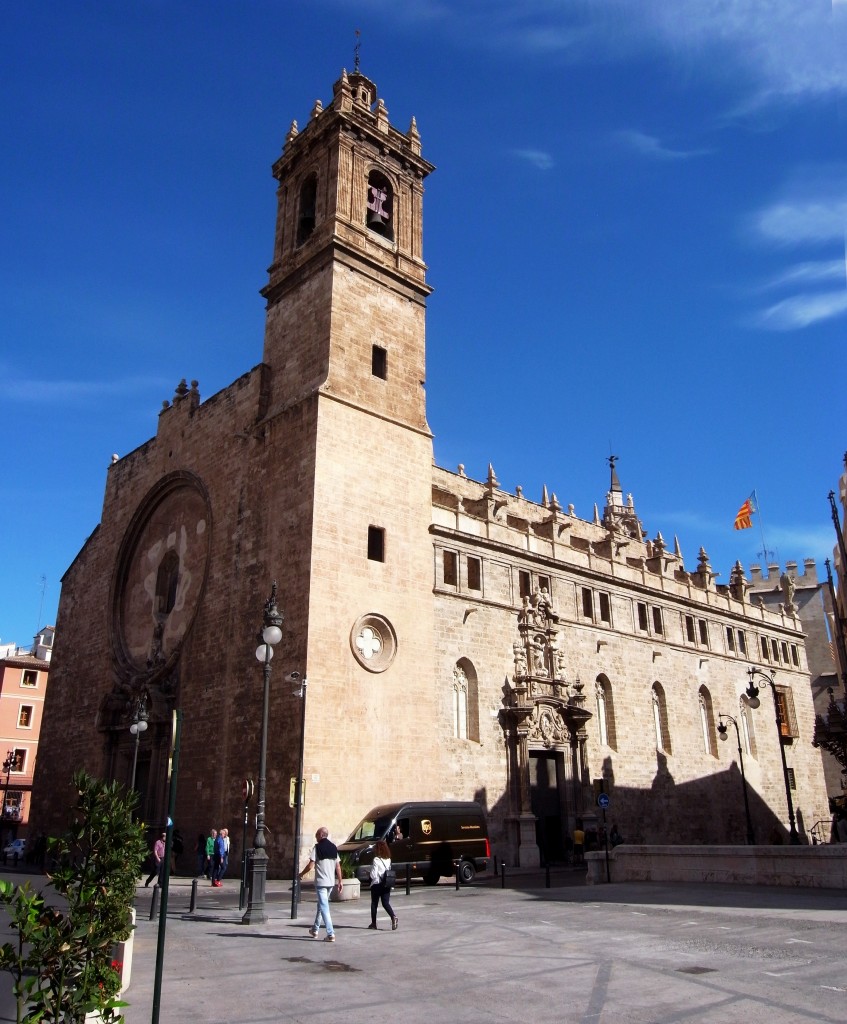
[0,770,147,1023]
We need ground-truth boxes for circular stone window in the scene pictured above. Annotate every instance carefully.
[350,614,397,673]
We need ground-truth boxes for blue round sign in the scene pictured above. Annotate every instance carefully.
[597,793,610,810]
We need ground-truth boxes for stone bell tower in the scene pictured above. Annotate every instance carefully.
[258,68,441,835]
[261,67,434,428]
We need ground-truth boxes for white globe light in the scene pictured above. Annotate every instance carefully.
[263,624,283,646]
[137,719,148,733]
[255,643,274,663]
[130,723,138,736]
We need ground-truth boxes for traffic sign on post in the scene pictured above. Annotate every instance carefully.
[242,779,254,802]
[597,793,610,810]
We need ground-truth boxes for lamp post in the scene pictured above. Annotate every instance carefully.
[289,673,308,920]
[2,751,15,821]
[242,581,283,925]
[717,713,755,845]
[745,667,800,845]
[129,694,149,793]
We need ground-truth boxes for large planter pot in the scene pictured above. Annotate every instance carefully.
[331,878,360,901]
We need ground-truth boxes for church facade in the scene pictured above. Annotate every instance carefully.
[32,70,828,871]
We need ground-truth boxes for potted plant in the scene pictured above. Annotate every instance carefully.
[331,853,360,901]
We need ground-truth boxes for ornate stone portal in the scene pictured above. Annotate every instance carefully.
[501,587,592,867]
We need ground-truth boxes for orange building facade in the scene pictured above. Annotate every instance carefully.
[0,628,53,842]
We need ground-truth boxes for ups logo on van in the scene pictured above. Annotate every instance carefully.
[421,819,433,835]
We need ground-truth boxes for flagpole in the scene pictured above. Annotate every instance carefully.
[753,489,773,564]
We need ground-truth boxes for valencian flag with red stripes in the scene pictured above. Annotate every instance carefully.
[733,492,757,530]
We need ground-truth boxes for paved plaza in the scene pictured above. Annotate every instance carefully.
[113,871,847,1024]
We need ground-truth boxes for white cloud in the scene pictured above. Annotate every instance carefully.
[760,259,846,290]
[616,129,711,161]
[756,290,847,330]
[511,148,555,171]
[755,199,847,246]
[1,376,169,404]
[367,0,847,105]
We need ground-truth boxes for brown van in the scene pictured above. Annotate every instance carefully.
[339,801,490,884]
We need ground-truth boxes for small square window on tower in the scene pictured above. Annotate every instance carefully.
[443,550,457,586]
[367,525,385,562]
[467,556,482,592]
[371,345,387,380]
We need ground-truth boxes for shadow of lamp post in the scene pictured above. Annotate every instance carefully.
[717,713,756,844]
[242,582,283,925]
[745,667,800,845]
[289,672,308,920]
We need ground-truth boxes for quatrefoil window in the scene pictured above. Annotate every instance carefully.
[350,613,397,673]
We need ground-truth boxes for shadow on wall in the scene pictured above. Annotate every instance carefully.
[475,750,814,869]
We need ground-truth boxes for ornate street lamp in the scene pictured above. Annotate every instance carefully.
[2,750,15,821]
[129,694,149,793]
[745,667,800,845]
[289,673,308,920]
[242,582,283,925]
[717,713,755,845]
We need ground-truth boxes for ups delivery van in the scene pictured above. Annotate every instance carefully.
[339,801,490,884]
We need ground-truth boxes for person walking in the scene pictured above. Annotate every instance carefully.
[298,826,343,942]
[211,829,226,887]
[221,828,231,877]
[368,840,398,931]
[204,829,216,880]
[144,832,166,887]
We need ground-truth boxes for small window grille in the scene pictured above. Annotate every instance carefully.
[371,345,387,379]
[599,592,611,624]
[367,526,385,562]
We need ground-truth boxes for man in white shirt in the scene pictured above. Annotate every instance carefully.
[299,826,343,941]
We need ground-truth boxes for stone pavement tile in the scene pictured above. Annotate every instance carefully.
[122,878,847,1024]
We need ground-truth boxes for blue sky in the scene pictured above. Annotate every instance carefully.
[2,1,846,646]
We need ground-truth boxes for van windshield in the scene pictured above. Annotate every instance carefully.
[347,814,394,842]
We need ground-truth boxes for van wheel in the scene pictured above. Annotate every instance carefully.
[424,870,439,886]
[458,861,475,884]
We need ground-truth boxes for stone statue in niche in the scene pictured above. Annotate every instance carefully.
[530,636,548,677]
[513,641,527,679]
[780,572,797,612]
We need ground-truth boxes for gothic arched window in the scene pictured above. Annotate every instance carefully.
[154,550,180,617]
[699,686,717,757]
[740,696,757,758]
[452,659,480,742]
[297,173,317,246]
[595,675,617,750]
[366,170,394,241]
[652,682,672,754]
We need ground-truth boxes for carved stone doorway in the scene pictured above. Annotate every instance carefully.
[530,750,567,863]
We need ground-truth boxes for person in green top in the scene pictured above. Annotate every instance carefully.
[205,829,217,879]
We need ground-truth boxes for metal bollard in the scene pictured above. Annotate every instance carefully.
[493,854,498,875]
[500,861,506,889]
[148,884,160,921]
[405,863,411,896]
[545,863,551,889]
[455,861,461,891]
[189,878,198,913]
